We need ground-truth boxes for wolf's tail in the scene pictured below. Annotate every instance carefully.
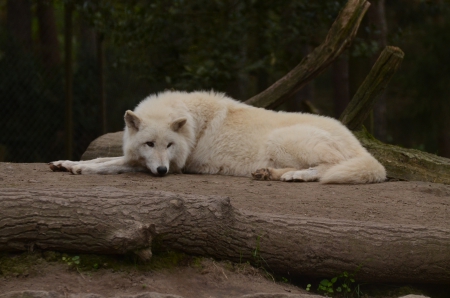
[320,153,386,184]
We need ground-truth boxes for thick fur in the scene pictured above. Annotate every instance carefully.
[49,91,386,184]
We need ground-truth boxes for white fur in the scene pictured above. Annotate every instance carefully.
[50,91,386,184]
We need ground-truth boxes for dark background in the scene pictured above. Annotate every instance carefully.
[1,0,449,162]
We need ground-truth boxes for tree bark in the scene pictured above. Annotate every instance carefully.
[1,187,449,284]
[244,0,370,109]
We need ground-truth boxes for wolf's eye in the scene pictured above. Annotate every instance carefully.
[167,143,173,148]
[146,142,155,147]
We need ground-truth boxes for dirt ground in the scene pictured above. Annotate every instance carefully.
[1,162,449,298]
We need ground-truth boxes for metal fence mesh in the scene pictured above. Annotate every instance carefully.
[0,37,65,162]
[0,10,150,163]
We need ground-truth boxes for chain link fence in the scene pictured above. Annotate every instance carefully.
[0,3,150,162]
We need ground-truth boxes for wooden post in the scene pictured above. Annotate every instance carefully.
[97,33,107,135]
[64,3,73,159]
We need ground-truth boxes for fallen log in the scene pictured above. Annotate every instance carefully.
[1,187,449,284]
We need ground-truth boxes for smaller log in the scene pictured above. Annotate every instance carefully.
[340,46,405,130]
[81,131,123,160]
[244,0,370,109]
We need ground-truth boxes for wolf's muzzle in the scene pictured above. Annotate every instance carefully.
[156,166,168,176]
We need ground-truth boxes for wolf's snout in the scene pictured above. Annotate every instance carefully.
[156,166,168,176]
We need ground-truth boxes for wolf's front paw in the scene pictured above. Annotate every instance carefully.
[280,171,296,182]
[48,160,79,172]
[48,160,74,172]
[252,168,272,180]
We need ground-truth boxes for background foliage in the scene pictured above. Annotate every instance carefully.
[0,0,449,162]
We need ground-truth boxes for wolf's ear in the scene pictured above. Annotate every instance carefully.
[124,110,141,132]
[170,118,187,132]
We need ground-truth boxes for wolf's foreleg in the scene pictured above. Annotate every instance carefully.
[49,156,144,175]
[49,157,123,172]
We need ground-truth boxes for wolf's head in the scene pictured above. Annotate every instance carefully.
[122,110,193,176]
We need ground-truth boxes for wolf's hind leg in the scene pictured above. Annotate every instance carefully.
[279,164,333,182]
[253,164,332,182]
[252,167,297,181]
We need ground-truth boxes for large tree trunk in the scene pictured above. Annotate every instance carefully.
[1,187,449,284]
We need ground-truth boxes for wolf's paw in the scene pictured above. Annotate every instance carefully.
[252,168,272,180]
[48,160,77,172]
[281,169,318,182]
[70,165,83,175]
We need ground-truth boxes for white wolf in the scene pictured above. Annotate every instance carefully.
[50,91,386,184]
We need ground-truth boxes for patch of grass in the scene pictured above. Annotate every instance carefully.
[317,270,357,297]
[145,251,190,270]
[0,252,45,277]
[0,249,198,278]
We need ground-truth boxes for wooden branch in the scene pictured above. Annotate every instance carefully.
[340,46,404,130]
[1,188,449,284]
[244,0,370,109]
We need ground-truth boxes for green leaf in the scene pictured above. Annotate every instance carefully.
[336,287,342,292]
[331,277,338,283]
[320,279,330,286]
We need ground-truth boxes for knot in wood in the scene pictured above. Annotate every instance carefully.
[170,199,183,208]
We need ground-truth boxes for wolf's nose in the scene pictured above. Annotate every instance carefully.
[157,166,168,176]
